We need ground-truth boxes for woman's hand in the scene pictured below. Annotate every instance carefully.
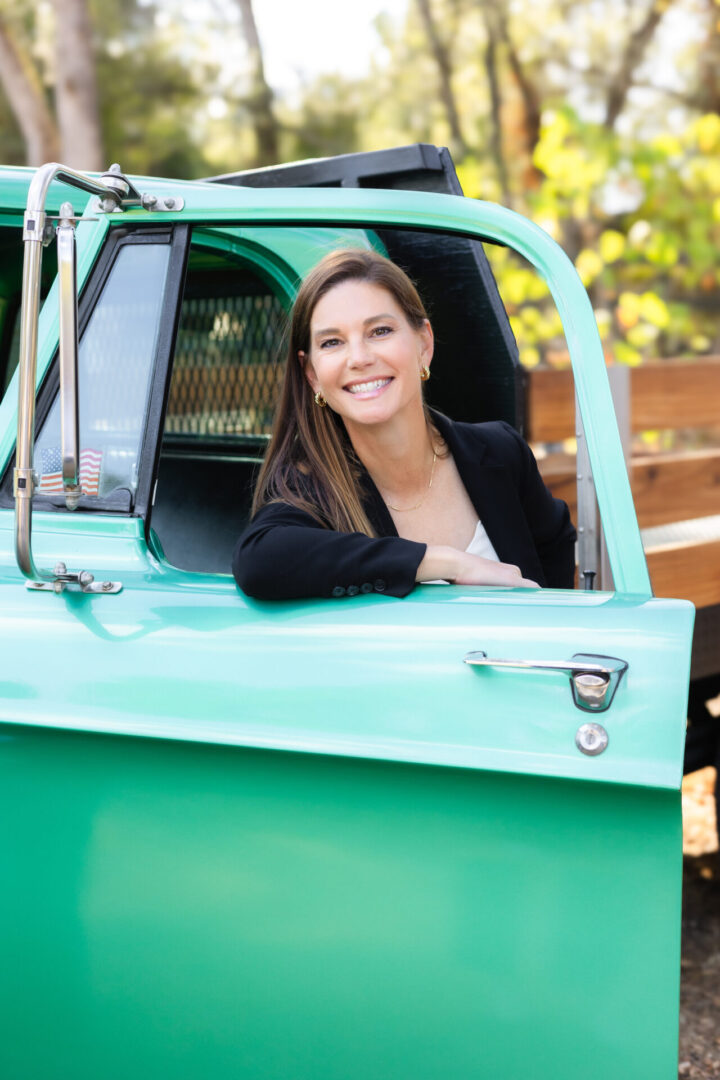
[416,545,539,588]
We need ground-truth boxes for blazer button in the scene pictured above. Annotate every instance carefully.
[374,579,386,592]
[332,586,346,597]
[360,583,373,593]
[346,585,360,596]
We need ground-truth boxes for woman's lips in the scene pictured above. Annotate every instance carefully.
[344,377,393,398]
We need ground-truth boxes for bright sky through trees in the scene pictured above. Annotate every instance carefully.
[256,0,408,90]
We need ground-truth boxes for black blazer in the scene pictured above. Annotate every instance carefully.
[233,412,576,600]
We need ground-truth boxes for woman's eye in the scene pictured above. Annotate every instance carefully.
[319,338,341,349]
[371,325,393,337]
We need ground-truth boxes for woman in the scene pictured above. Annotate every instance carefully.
[233,248,575,600]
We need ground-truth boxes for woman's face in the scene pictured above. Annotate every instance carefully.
[302,279,433,430]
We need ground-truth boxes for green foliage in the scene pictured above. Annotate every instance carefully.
[0,0,718,362]
[480,106,720,366]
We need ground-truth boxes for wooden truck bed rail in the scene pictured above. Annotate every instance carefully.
[526,356,720,613]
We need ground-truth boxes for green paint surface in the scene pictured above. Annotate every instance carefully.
[0,723,682,1080]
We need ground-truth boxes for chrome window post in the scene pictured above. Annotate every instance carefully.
[13,163,129,589]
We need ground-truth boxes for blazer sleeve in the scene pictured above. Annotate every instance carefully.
[501,422,576,589]
[233,500,427,601]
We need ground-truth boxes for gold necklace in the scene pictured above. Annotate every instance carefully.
[385,450,438,512]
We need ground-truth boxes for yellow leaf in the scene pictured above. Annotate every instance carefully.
[575,248,603,285]
[639,291,671,328]
[520,346,541,368]
[613,341,643,366]
[617,292,642,329]
[627,323,659,347]
[599,230,626,263]
[694,113,720,154]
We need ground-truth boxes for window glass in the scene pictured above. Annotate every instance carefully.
[34,242,170,501]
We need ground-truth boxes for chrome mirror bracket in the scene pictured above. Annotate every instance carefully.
[27,565,122,595]
[14,162,130,596]
[94,163,184,214]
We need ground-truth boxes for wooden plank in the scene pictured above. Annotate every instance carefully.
[525,368,575,442]
[526,356,720,441]
[632,358,720,431]
[632,450,720,528]
[646,540,720,609]
[540,449,720,531]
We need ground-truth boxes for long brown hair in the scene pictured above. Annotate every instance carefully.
[252,248,432,534]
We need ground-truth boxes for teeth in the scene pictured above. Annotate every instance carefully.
[347,378,391,394]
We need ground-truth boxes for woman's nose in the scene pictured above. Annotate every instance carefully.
[347,335,372,366]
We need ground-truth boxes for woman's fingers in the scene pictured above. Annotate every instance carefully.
[416,547,541,587]
[454,553,540,588]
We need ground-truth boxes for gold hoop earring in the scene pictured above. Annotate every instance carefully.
[420,365,431,382]
[314,392,327,407]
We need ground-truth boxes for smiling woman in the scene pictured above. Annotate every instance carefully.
[232,249,576,600]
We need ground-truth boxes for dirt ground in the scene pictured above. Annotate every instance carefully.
[679,766,720,1078]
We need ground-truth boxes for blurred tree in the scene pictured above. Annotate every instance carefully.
[696,0,720,113]
[0,8,59,163]
[603,0,674,129]
[52,0,103,169]
[0,0,211,177]
[234,0,279,165]
[0,0,717,364]
[415,0,468,157]
[288,75,360,161]
[373,0,717,366]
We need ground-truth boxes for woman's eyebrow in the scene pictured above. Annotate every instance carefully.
[313,314,397,338]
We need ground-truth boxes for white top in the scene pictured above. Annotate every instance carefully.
[422,520,499,583]
[464,519,500,561]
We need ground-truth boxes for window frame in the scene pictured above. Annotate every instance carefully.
[0,224,191,517]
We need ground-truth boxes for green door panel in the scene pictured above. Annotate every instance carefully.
[0,512,693,790]
[0,723,681,1080]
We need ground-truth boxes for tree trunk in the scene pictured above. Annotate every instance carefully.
[0,15,60,165]
[604,0,673,130]
[51,0,103,170]
[493,5,543,189]
[697,0,720,113]
[481,10,510,203]
[235,0,279,166]
[415,0,468,158]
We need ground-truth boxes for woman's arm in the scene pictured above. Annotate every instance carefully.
[233,501,427,600]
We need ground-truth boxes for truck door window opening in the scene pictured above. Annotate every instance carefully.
[150,225,578,583]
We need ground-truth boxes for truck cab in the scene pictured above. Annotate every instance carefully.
[0,149,694,1080]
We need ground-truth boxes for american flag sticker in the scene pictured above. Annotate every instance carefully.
[38,447,103,496]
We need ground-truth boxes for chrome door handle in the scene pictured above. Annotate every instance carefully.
[463,652,628,712]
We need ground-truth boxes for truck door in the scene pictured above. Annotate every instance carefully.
[0,183,694,1080]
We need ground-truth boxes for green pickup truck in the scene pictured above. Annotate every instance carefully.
[0,146,694,1080]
